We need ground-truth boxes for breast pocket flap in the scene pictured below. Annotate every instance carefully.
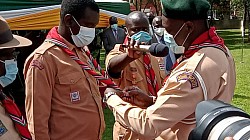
[58,72,82,85]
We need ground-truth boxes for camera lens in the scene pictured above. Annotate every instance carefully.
[189,100,250,140]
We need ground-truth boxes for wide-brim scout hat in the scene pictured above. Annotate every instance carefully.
[0,16,32,49]
[161,0,211,20]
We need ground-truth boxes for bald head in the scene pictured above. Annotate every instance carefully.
[152,16,162,28]
[125,11,149,36]
[125,11,149,26]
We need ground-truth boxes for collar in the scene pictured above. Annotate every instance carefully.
[155,34,163,42]
[183,27,227,58]
[47,26,76,51]
[191,27,225,47]
[59,35,75,51]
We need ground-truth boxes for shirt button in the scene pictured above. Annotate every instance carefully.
[70,79,74,83]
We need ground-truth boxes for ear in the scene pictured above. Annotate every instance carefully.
[64,14,73,27]
[185,21,194,33]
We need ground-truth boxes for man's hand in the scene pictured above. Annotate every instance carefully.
[104,88,131,102]
[104,87,155,108]
[104,88,118,95]
[127,38,143,59]
[123,86,154,109]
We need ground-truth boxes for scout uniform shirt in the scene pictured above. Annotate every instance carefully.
[106,45,236,140]
[106,44,166,140]
[0,103,21,140]
[106,44,166,92]
[24,38,105,140]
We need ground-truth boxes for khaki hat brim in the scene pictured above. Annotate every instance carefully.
[0,35,32,49]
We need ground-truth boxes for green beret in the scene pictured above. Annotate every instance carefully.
[161,0,211,20]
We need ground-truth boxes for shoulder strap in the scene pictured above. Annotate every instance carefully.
[185,52,208,100]
[184,52,204,73]
[35,41,56,54]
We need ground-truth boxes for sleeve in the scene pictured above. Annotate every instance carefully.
[105,44,125,78]
[106,68,205,139]
[101,31,111,53]
[24,53,55,140]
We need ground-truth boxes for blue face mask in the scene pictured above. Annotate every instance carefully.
[111,24,118,30]
[0,59,18,87]
[130,31,152,43]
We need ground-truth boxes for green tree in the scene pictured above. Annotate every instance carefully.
[246,0,250,42]
[128,0,161,15]
[235,0,249,41]
[208,0,231,20]
[231,0,244,17]
[248,1,250,42]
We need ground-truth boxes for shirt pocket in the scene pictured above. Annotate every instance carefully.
[55,72,84,105]
[159,70,166,82]
[124,67,143,85]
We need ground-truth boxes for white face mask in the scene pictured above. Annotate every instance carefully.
[70,16,95,47]
[163,23,190,54]
[154,27,165,36]
[164,30,184,54]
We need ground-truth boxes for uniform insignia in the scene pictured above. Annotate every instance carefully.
[159,63,165,71]
[0,120,8,136]
[130,67,137,72]
[30,60,44,70]
[130,67,138,85]
[70,91,80,102]
[176,71,199,89]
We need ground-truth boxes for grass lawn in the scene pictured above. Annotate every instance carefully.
[217,29,250,114]
[101,29,250,140]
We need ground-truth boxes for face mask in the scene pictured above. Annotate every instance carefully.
[111,24,118,30]
[70,16,95,47]
[130,31,152,43]
[0,59,18,87]
[164,31,184,54]
[163,23,190,54]
[154,27,165,36]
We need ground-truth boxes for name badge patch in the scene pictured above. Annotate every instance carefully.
[159,63,165,71]
[176,71,199,89]
[70,91,80,102]
[0,120,8,136]
[30,60,44,70]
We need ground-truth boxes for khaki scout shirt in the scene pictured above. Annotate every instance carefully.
[106,44,165,93]
[0,103,21,140]
[24,39,105,140]
[107,47,236,140]
[106,44,166,140]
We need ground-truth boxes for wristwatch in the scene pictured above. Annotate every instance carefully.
[103,92,116,103]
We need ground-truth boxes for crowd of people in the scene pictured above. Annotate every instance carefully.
[0,0,236,140]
